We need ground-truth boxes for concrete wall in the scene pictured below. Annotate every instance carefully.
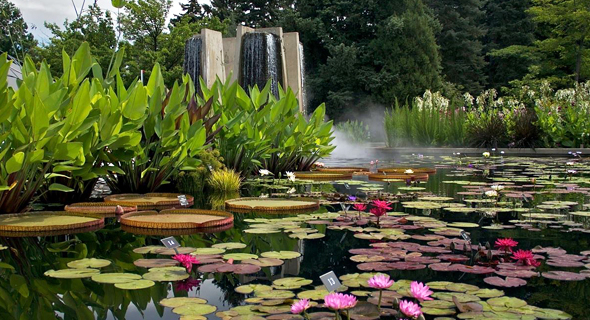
[283,32,304,112]
[222,37,236,81]
[231,26,255,84]
[201,29,225,88]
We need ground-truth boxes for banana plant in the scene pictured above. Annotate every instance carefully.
[104,65,207,193]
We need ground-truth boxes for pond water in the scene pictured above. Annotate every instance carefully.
[1,155,589,320]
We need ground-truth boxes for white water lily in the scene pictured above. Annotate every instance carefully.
[405,169,414,174]
[566,161,575,166]
[484,190,498,197]
[260,194,269,198]
[482,152,490,158]
[287,187,296,194]
[490,185,504,191]
[259,169,272,176]
[286,171,296,182]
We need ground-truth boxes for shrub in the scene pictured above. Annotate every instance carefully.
[175,149,224,196]
[207,169,242,193]
[335,120,371,143]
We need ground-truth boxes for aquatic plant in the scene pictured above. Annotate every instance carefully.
[410,281,433,302]
[259,169,272,176]
[495,238,518,253]
[398,300,422,319]
[324,293,357,320]
[367,274,394,309]
[291,299,311,319]
[512,249,541,267]
[172,254,200,273]
[207,169,242,193]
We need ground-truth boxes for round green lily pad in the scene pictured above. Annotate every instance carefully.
[91,273,142,284]
[223,253,258,261]
[446,283,480,292]
[193,247,226,255]
[44,268,100,279]
[255,290,295,299]
[422,307,456,316]
[272,277,312,289]
[173,304,217,316]
[472,289,505,298]
[67,258,111,269]
[143,267,189,282]
[114,279,155,290]
[160,297,208,308]
[487,297,527,308]
[211,242,247,250]
[133,246,165,254]
[261,251,301,260]
[297,289,329,300]
[235,284,273,294]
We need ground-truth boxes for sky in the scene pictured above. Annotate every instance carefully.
[11,0,197,44]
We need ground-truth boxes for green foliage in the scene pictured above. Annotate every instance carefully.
[0,42,139,213]
[207,168,242,193]
[483,0,536,89]
[203,80,335,176]
[37,4,117,79]
[384,91,467,147]
[534,82,590,147]
[103,65,208,193]
[426,0,487,93]
[0,0,37,61]
[175,149,224,196]
[335,121,370,143]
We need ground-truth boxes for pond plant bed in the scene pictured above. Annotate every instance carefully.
[2,155,590,319]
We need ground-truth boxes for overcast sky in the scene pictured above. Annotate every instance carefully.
[11,0,198,44]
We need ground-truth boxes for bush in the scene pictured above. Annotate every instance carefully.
[175,149,224,196]
[207,169,242,193]
[335,120,371,143]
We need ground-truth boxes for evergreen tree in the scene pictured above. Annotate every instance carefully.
[0,0,37,61]
[427,0,487,93]
[483,0,535,89]
[171,0,204,25]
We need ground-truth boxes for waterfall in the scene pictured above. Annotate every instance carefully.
[184,36,203,86]
[239,32,284,97]
[299,42,307,114]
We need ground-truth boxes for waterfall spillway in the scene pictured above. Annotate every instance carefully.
[184,36,203,86]
[239,32,284,97]
[298,42,307,114]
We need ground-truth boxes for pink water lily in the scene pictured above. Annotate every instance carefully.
[494,238,518,253]
[399,300,422,318]
[172,254,200,273]
[291,299,311,314]
[372,200,392,210]
[512,249,540,267]
[367,274,394,289]
[410,281,433,301]
[323,293,357,310]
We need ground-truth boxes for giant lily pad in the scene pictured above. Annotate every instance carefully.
[120,209,233,229]
[0,212,103,232]
[104,193,194,209]
[143,267,189,281]
[160,297,208,307]
[225,198,320,212]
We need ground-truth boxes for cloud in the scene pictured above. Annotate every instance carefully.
[11,0,191,43]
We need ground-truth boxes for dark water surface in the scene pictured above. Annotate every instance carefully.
[1,155,589,320]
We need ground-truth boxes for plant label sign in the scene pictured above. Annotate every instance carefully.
[460,231,471,242]
[340,203,350,213]
[161,236,180,249]
[178,195,189,206]
[320,271,342,292]
[344,183,351,190]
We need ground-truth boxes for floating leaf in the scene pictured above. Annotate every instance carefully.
[160,297,207,307]
[67,258,111,269]
[44,268,100,279]
[261,251,301,260]
[91,273,142,284]
[115,279,155,290]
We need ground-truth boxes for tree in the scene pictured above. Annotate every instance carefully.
[38,4,116,77]
[0,0,37,61]
[120,0,171,52]
[483,0,536,89]
[171,0,204,25]
[426,0,487,93]
[201,0,294,28]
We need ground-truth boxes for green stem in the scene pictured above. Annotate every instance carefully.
[378,289,383,310]
[346,309,350,320]
[334,310,340,320]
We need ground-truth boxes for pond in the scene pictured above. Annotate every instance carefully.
[0,154,589,320]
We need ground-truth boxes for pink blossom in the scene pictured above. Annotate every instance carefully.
[399,300,422,318]
[291,299,311,314]
[367,274,394,289]
[353,203,367,211]
[410,281,433,301]
[512,249,540,267]
[370,207,387,218]
[172,254,200,273]
[372,200,392,210]
[494,238,518,252]
[323,293,357,310]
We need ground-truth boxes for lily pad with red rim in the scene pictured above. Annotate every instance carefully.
[542,271,587,281]
[483,277,527,288]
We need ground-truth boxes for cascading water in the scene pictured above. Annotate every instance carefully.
[299,42,307,114]
[239,32,284,97]
[184,36,203,86]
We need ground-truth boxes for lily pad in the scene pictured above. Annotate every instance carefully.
[67,258,111,269]
[483,277,527,288]
[91,273,142,284]
[261,251,301,260]
[211,242,247,250]
[44,268,100,279]
[487,296,527,308]
[223,253,259,261]
[133,259,179,268]
[193,247,226,255]
[143,267,189,282]
[242,258,284,267]
[542,271,587,281]
[160,297,208,307]
[173,304,217,316]
[114,279,155,290]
